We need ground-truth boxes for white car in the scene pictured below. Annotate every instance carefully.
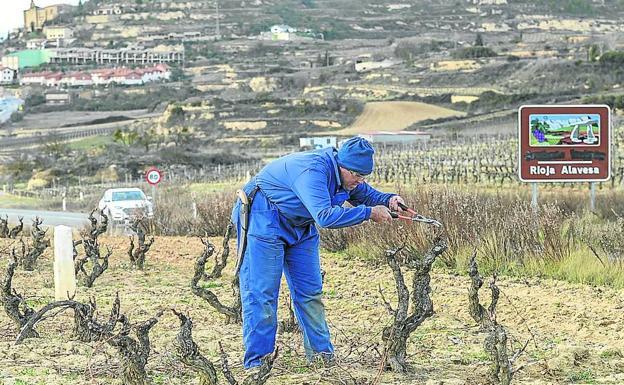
[98,188,154,223]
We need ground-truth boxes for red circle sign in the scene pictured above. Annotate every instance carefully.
[145,167,162,185]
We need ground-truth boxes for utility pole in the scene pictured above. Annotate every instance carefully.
[215,0,220,39]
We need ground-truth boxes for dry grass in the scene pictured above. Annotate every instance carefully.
[335,101,465,135]
[0,236,623,384]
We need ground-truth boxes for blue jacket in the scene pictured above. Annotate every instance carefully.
[254,147,395,228]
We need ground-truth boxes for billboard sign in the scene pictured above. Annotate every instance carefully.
[518,105,611,182]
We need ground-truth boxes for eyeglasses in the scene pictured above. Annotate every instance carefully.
[348,169,368,180]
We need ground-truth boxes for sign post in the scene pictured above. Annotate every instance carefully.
[54,226,76,301]
[518,105,611,210]
[145,167,162,209]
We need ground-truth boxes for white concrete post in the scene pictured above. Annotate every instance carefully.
[192,201,198,219]
[54,226,76,301]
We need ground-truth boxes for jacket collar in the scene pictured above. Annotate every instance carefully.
[330,148,343,188]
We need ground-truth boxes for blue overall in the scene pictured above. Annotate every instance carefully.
[231,147,395,369]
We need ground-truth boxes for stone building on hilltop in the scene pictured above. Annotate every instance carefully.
[23,0,75,32]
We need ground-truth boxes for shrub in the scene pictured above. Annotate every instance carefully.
[452,46,497,59]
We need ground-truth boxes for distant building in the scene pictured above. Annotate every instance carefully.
[62,72,93,87]
[92,5,123,15]
[354,59,396,72]
[300,136,337,149]
[359,131,431,145]
[23,1,74,32]
[0,67,16,84]
[3,49,53,70]
[27,39,47,50]
[45,91,72,105]
[1,56,20,71]
[48,47,184,65]
[44,26,74,40]
[270,25,297,34]
[20,64,171,88]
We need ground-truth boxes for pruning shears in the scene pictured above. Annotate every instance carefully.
[390,202,442,228]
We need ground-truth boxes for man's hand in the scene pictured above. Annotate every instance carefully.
[370,205,393,223]
[388,195,406,212]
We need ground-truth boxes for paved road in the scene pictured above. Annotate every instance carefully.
[0,208,90,229]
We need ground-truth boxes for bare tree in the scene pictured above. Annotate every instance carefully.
[468,249,493,330]
[19,217,50,271]
[8,217,23,239]
[191,229,241,324]
[203,222,233,280]
[128,217,154,270]
[0,215,9,238]
[108,310,164,385]
[1,251,37,338]
[380,237,447,372]
[219,342,278,385]
[468,254,528,385]
[72,294,121,342]
[14,291,162,385]
[74,209,111,287]
[86,208,109,239]
[172,309,218,385]
[75,240,112,288]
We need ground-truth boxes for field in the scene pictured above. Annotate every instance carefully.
[335,102,465,135]
[1,234,623,385]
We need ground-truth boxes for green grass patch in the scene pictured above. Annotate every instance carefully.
[0,193,47,209]
[67,135,113,151]
[333,235,624,289]
[454,243,624,289]
[600,348,623,359]
[567,368,595,383]
[200,281,223,289]
[189,182,237,194]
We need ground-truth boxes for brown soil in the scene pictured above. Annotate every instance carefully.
[0,236,622,384]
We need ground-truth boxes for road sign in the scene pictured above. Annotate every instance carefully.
[145,167,163,186]
[518,105,611,182]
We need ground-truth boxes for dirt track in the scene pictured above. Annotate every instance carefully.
[337,101,465,135]
[0,236,622,384]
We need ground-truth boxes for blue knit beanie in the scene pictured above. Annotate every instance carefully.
[337,137,375,175]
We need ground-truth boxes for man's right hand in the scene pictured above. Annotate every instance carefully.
[370,205,393,223]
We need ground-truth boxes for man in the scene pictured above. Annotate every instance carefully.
[231,136,406,370]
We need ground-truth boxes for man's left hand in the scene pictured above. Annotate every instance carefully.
[388,195,406,212]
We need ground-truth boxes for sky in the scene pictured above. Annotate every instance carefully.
[1,0,80,39]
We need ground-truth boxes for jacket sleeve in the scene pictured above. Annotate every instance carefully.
[291,168,371,229]
[348,182,396,207]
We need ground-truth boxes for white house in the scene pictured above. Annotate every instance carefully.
[354,59,397,73]
[359,131,431,145]
[66,73,93,87]
[0,67,16,84]
[27,39,46,50]
[44,26,74,40]
[45,72,63,87]
[45,91,72,105]
[17,64,172,88]
[93,5,122,15]
[1,56,19,71]
[123,71,144,86]
[271,24,296,33]
[300,136,337,149]
[20,71,52,85]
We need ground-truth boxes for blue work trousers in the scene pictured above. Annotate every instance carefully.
[232,185,334,369]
